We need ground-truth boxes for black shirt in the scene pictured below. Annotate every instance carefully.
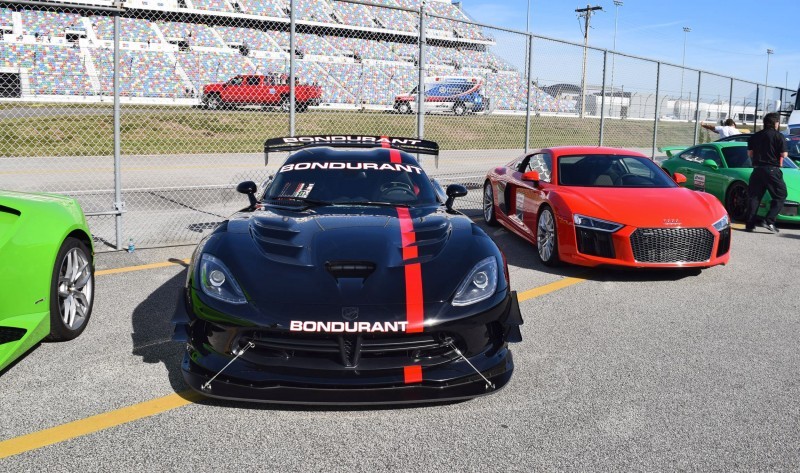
[747,128,787,167]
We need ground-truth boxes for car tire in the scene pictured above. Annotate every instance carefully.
[396,102,411,114]
[205,94,221,110]
[46,237,94,342]
[453,102,466,116]
[536,206,560,266]
[725,181,749,222]
[483,181,499,226]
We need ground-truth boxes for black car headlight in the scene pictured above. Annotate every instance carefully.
[573,214,623,232]
[199,254,247,304]
[712,215,730,231]
[452,256,498,307]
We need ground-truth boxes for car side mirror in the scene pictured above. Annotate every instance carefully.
[445,184,468,211]
[522,170,540,186]
[673,172,687,184]
[237,181,258,209]
[702,159,719,170]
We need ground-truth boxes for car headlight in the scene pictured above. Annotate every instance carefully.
[573,214,623,232]
[452,256,498,306]
[199,254,247,304]
[712,214,730,231]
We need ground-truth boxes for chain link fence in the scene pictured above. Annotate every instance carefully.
[0,0,794,250]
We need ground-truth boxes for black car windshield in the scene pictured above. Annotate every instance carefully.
[558,154,677,188]
[786,135,800,159]
[722,145,798,169]
[265,157,438,206]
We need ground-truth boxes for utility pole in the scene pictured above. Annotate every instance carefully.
[764,49,773,115]
[679,26,691,118]
[576,4,603,118]
[610,0,622,118]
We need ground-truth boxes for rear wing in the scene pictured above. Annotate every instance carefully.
[264,135,440,167]
[659,146,688,158]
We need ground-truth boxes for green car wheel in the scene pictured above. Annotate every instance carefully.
[724,181,750,222]
[0,191,94,372]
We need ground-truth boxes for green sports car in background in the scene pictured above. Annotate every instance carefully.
[0,190,95,373]
[660,142,800,222]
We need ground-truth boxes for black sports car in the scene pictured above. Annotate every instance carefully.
[174,135,523,404]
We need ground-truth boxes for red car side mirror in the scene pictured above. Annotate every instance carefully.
[522,171,540,183]
[673,172,687,184]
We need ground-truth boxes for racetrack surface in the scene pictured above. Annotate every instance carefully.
[1,213,798,470]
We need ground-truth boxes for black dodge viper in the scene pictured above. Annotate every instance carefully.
[174,135,523,404]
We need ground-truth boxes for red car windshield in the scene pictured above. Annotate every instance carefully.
[558,154,677,188]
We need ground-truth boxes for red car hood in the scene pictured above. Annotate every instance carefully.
[556,186,725,228]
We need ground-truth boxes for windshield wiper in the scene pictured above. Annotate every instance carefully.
[263,196,333,208]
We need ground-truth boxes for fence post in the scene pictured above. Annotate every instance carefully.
[753,86,759,131]
[652,61,660,158]
[289,0,296,136]
[693,72,701,145]
[416,2,426,142]
[524,34,533,153]
[598,50,607,146]
[113,10,123,250]
[728,78,734,123]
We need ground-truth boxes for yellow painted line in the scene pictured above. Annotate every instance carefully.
[0,271,588,459]
[517,275,588,302]
[731,223,745,230]
[95,258,190,276]
[0,391,204,460]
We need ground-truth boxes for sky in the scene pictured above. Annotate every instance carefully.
[459,0,798,96]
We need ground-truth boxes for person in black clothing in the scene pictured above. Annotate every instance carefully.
[745,112,788,233]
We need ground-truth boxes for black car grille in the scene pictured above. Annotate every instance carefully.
[240,331,458,369]
[575,228,615,258]
[630,228,714,263]
[716,227,731,257]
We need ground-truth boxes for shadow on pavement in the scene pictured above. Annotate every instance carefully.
[131,269,187,394]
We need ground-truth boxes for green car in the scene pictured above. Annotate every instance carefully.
[0,190,95,373]
[660,142,800,222]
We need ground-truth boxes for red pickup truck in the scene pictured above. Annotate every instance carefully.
[202,74,322,112]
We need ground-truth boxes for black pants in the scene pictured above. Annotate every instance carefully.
[746,165,787,226]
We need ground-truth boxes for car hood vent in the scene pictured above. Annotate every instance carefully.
[326,261,376,279]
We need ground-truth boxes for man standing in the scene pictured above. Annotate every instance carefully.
[745,113,788,233]
[701,118,741,138]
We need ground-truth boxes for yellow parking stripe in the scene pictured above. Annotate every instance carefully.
[731,223,745,230]
[0,391,203,460]
[95,258,190,276]
[517,275,588,302]
[0,268,589,459]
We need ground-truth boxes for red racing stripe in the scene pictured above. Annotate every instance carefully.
[380,135,390,148]
[389,148,402,164]
[396,207,424,333]
[403,365,423,384]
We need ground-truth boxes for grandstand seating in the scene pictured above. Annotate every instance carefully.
[158,21,224,48]
[215,25,279,52]
[0,2,572,112]
[92,16,160,43]
[22,10,84,37]
[191,0,230,13]
[176,50,255,89]
[295,0,335,23]
[93,49,188,98]
[1,7,13,27]
[237,0,286,18]
[332,1,377,28]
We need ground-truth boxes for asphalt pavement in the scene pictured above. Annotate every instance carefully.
[1,212,798,470]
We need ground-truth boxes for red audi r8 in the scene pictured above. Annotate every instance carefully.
[483,146,731,268]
